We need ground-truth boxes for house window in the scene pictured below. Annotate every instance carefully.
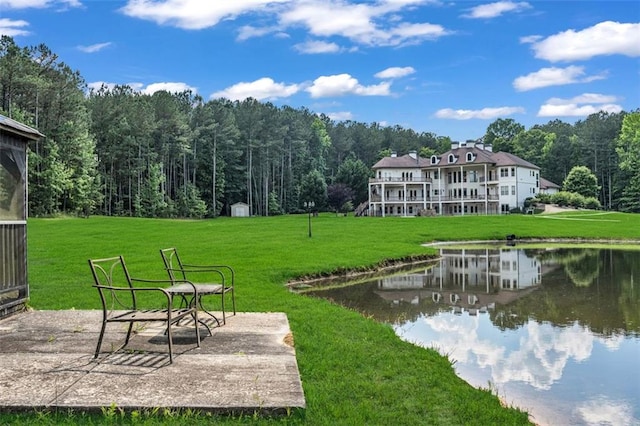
[511,167,515,176]
[434,171,439,179]
[448,154,455,163]
[468,171,477,182]
[500,168,508,177]
[431,156,438,164]
[466,152,474,162]
[501,186,509,195]
[511,186,516,195]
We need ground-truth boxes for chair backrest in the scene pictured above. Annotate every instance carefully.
[89,256,138,310]
[160,248,187,282]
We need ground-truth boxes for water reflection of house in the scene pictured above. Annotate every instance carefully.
[374,248,542,313]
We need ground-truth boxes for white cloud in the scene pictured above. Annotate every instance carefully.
[120,0,452,47]
[306,73,391,98]
[462,1,531,19]
[0,18,30,36]
[210,77,300,101]
[87,81,197,95]
[513,66,606,91]
[538,93,623,117]
[435,106,525,120]
[236,25,279,42]
[86,81,116,93]
[519,34,542,44]
[120,0,288,30]
[0,0,81,8]
[280,2,451,47]
[326,111,354,121]
[375,66,415,79]
[293,40,341,54]
[142,82,196,94]
[0,0,49,8]
[531,21,640,62]
[77,42,112,53]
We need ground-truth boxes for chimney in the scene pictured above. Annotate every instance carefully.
[408,150,417,160]
[451,141,459,150]
[391,151,397,158]
[485,144,493,152]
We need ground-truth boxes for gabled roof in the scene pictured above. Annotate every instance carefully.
[491,152,539,169]
[373,147,540,170]
[430,146,496,166]
[372,154,431,169]
[0,114,44,141]
[540,177,561,189]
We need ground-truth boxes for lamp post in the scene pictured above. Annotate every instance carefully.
[303,201,315,237]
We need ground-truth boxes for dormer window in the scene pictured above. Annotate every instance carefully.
[448,154,456,164]
[466,152,474,162]
[431,155,438,165]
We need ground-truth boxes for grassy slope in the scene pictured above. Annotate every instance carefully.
[11,211,640,425]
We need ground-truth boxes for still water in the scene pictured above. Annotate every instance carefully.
[304,246,640,426]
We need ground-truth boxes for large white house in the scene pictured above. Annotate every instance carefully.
[368,141,540,217]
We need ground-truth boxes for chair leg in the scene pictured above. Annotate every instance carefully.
[167,322,174,364]
[221,291,226,325]
[194,310,201,348]
[94,320,107,359]
[124,322,134,345]
[230,287,236,315]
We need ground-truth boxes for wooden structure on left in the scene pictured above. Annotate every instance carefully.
[0,114,44,319]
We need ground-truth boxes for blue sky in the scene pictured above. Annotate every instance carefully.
[1,0,639,141]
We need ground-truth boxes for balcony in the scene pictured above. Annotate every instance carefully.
[369,195,499,203]
[369,177,432,183]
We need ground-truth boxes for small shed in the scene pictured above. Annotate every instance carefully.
[540,177,561,195]
[0,114,44,319]
[231,202,250,217]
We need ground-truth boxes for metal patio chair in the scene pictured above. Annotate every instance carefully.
[160,247,236,325]
[88,255,201,363]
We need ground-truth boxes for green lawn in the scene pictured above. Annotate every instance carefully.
[6,211,640,425]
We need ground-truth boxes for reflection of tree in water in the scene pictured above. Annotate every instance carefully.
[307,249,640,337]
[617,251,640,336]
[558,248,601,287]
[305,280,451,324]
[491,249,640,336]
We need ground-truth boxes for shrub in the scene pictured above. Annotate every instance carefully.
[568,193,586,209]
[551,191,571,207]
[535,193,552,204]
[585,197,601,210]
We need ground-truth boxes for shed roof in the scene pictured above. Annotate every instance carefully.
[540,177,561,189]
[0,114,45,141]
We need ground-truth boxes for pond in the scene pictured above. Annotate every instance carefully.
[302,246,640,426]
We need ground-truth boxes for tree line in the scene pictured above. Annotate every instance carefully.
[1,36,639,217]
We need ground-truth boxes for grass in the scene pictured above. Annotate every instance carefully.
[4,211,640,425]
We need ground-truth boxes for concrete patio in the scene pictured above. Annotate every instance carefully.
[0,310,305,414]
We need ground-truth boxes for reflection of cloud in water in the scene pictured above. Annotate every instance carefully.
[598,333,625,351]
[493,321,593,390]
[399,314,596,390]
[576,397,637,426]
